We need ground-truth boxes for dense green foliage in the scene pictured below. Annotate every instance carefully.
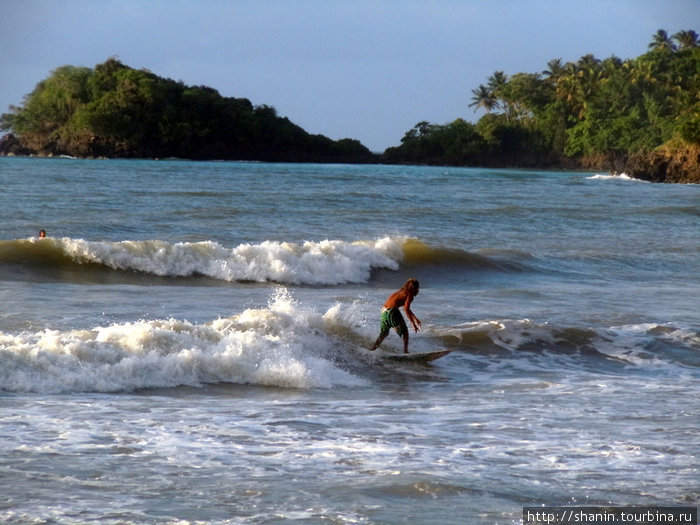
[2,31,698,170]
[384,29,699,167]
[0,58,375,162]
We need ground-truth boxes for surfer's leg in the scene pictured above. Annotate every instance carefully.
[371,309,392,350]
[391,310,409,353]
[370,333,387,351]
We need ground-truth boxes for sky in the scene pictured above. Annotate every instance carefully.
[1,0,698,152]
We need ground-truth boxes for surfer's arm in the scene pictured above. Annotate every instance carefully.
[403,296,421,332]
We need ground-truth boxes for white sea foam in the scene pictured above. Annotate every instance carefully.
[588,173,644,182]
[600,322,700,368]
[0,289,367,393]
[436,318,698,377]
[54,236,404,284]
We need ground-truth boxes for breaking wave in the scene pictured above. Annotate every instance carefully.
[0,289,368,393]
[0,236,542,285]
[0,237,403,285]
[434,318,699,374]
[1,287,696,394]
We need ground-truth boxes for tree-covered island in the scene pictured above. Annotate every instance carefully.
[383,29,699,183]
[1,29,698,182]
[0,57,376,164]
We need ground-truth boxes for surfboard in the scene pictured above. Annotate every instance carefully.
[371,349,452,363]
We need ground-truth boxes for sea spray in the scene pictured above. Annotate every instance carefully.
[0,289,366,393]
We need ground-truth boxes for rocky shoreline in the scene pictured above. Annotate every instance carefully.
[618,147,700,184]
[582,147,700,184]
[2,132,697,184]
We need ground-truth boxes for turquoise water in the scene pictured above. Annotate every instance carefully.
[0,157,698,524]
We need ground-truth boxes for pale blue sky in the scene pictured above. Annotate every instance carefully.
[1,0,698,151]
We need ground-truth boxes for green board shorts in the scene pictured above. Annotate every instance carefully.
[379,307,408,337]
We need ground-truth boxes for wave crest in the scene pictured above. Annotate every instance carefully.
[434,319,699,372]
[402,238,532,273]
[0,289,367,393]
[0,237,403,285]
[1,236,542,285]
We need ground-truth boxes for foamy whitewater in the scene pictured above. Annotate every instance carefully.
[5,236,402,284]
[1,158,698,524]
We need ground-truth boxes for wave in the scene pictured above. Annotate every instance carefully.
[0,237,403,285]
[0,290,367,393]
[1,290,696,394]
[433,319,700,373]
[401,238,533,273]
[0,237,540,285]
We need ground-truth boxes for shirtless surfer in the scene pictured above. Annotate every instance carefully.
[369,278,421,353]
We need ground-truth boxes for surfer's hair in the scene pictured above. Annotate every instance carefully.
[402,278,419,294]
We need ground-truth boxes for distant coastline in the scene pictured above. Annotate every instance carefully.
[0,131,380,165]
[2,133,698,184]
[2,30,698,183]
[3,134,698,184]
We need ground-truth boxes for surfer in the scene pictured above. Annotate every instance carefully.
[369,278,421,353]
[38,229,47,238]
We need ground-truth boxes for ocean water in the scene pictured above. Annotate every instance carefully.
[0,157,698,524]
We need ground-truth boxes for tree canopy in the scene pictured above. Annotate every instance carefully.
[0,58,375,162]
[383,29,699,169]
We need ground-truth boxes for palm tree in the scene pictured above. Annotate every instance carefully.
[469,85,498,113]
[628,59,656,88]
[487,71,508,94]
[553,62,589,121]
[648,29,677,52]
[673,30,699,50]
[543,58,565,83]
[488,71,512,119]
[577,54,601,71]
[573,55,604,118]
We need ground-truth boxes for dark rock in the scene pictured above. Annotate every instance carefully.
[620,147,700,184]
[0,134,31,156]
